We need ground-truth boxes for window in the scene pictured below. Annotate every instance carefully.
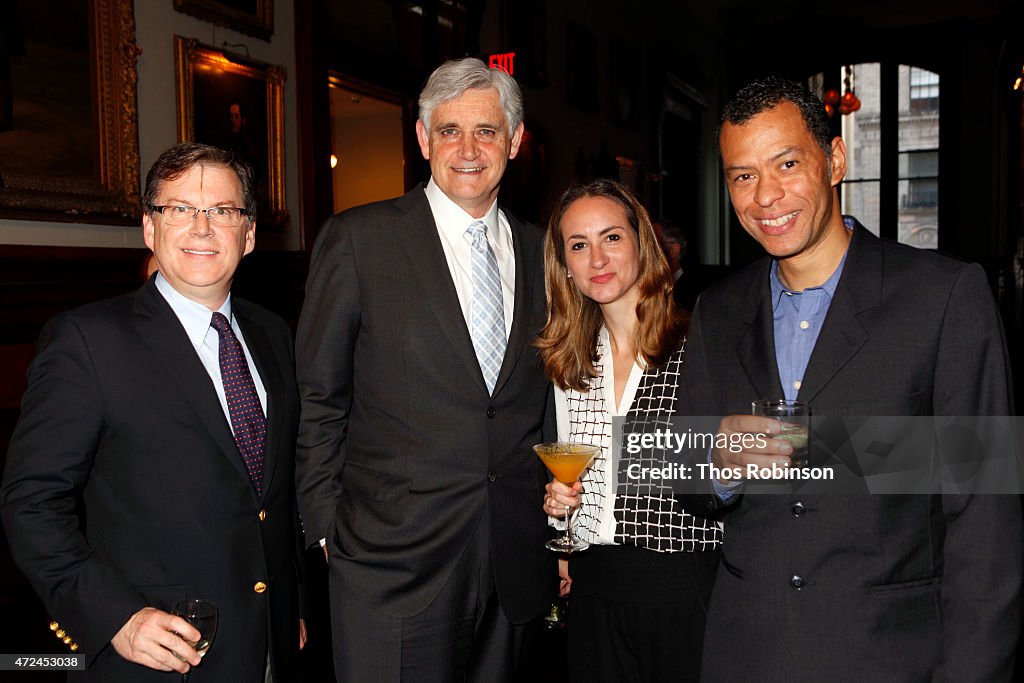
[814,63,940,249]
[899,67,939,248]
[837,63,881,235]
[900,151,938,209]
[909,68,939,114]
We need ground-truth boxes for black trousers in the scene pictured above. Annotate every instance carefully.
[329,517,536,683]
[565,544,720,683]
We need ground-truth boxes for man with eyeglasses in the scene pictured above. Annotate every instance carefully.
[1,142,305,682]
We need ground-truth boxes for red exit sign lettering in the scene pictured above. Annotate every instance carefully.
[488,52,515,76]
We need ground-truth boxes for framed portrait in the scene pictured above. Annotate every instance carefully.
[174,36,288,229]
[0,0,141,225]
[173,0,274,41]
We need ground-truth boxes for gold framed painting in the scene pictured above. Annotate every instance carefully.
[174,36,288,229]
[0,0,141,225]
[173,0,274,41]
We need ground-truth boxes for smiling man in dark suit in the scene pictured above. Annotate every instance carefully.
[682,77,1021,681]
[1,142,304,681]
[295,58,552,682]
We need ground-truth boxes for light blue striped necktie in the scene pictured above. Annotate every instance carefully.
[466,219,506,394]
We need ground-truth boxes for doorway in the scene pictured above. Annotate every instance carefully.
[329,75,407,213]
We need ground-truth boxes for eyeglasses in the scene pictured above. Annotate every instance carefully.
[152,205,250,228]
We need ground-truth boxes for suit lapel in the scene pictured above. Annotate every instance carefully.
[132,281,254,490]
[736,260,785,401]
[235,305,281,503]
[395,188,489,394]
[797,223,878,404]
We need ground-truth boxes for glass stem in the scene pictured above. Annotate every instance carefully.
[564,505,574,545]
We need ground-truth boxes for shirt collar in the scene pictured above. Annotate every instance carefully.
[769,239,850,312]
[154,272,232,350]
[424,177,500,242]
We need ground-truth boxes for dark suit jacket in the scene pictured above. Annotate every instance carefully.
[684,223,1021,681]
[0,278,303,682]
[295,185,553,624]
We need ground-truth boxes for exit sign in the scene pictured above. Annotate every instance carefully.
[488,52,516,76]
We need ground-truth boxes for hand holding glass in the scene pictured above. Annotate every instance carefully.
[171,599,218,681]
[752,400,809,467]
[533,442,600,553]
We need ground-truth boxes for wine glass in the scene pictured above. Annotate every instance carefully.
[171,598,218,682]
[533,442,601,553]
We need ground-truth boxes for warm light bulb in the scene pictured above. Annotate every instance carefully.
[330,154,338,169]
[1015,77,1022,91]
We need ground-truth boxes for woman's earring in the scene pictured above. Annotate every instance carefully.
[567,271,572,280]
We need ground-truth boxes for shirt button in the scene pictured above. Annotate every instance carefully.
[793,380,802,390]
[258,509,267,522]
[253,581,267,593]
[790,575,805,590]
[799,320,810,330]
[487,472,497,482]
[791,502,806,517]
[486,407,496,419]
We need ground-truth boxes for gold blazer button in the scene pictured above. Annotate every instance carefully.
[259,509,267,521]
[254,581,267,593]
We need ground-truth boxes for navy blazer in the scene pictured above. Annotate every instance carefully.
[1,278,303,682]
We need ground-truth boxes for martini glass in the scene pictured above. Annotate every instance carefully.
[533,442,600,552]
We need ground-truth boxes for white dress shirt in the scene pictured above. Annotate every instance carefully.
[424,178,515,337]
[154,273,268,429]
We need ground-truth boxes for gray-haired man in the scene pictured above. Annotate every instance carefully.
[296,58,553,681]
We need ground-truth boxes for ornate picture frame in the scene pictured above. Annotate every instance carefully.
[174,36,288,229]
[0,0,141,225]
[173,0,274,41]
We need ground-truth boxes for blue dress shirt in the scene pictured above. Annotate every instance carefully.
[713,219,853,499]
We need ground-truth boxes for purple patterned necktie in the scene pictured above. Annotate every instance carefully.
[210,312,266,495]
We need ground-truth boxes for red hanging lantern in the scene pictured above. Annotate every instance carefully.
[823,89,840,105]
[838,65,860,116]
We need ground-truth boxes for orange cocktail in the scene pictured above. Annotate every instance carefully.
[533,442,600,553]
[535,443,600,484]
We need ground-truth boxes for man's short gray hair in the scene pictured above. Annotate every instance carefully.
[418,58,524,135]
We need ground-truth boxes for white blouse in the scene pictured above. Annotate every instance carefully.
[551,326,724,553]
[554,326,642,544]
